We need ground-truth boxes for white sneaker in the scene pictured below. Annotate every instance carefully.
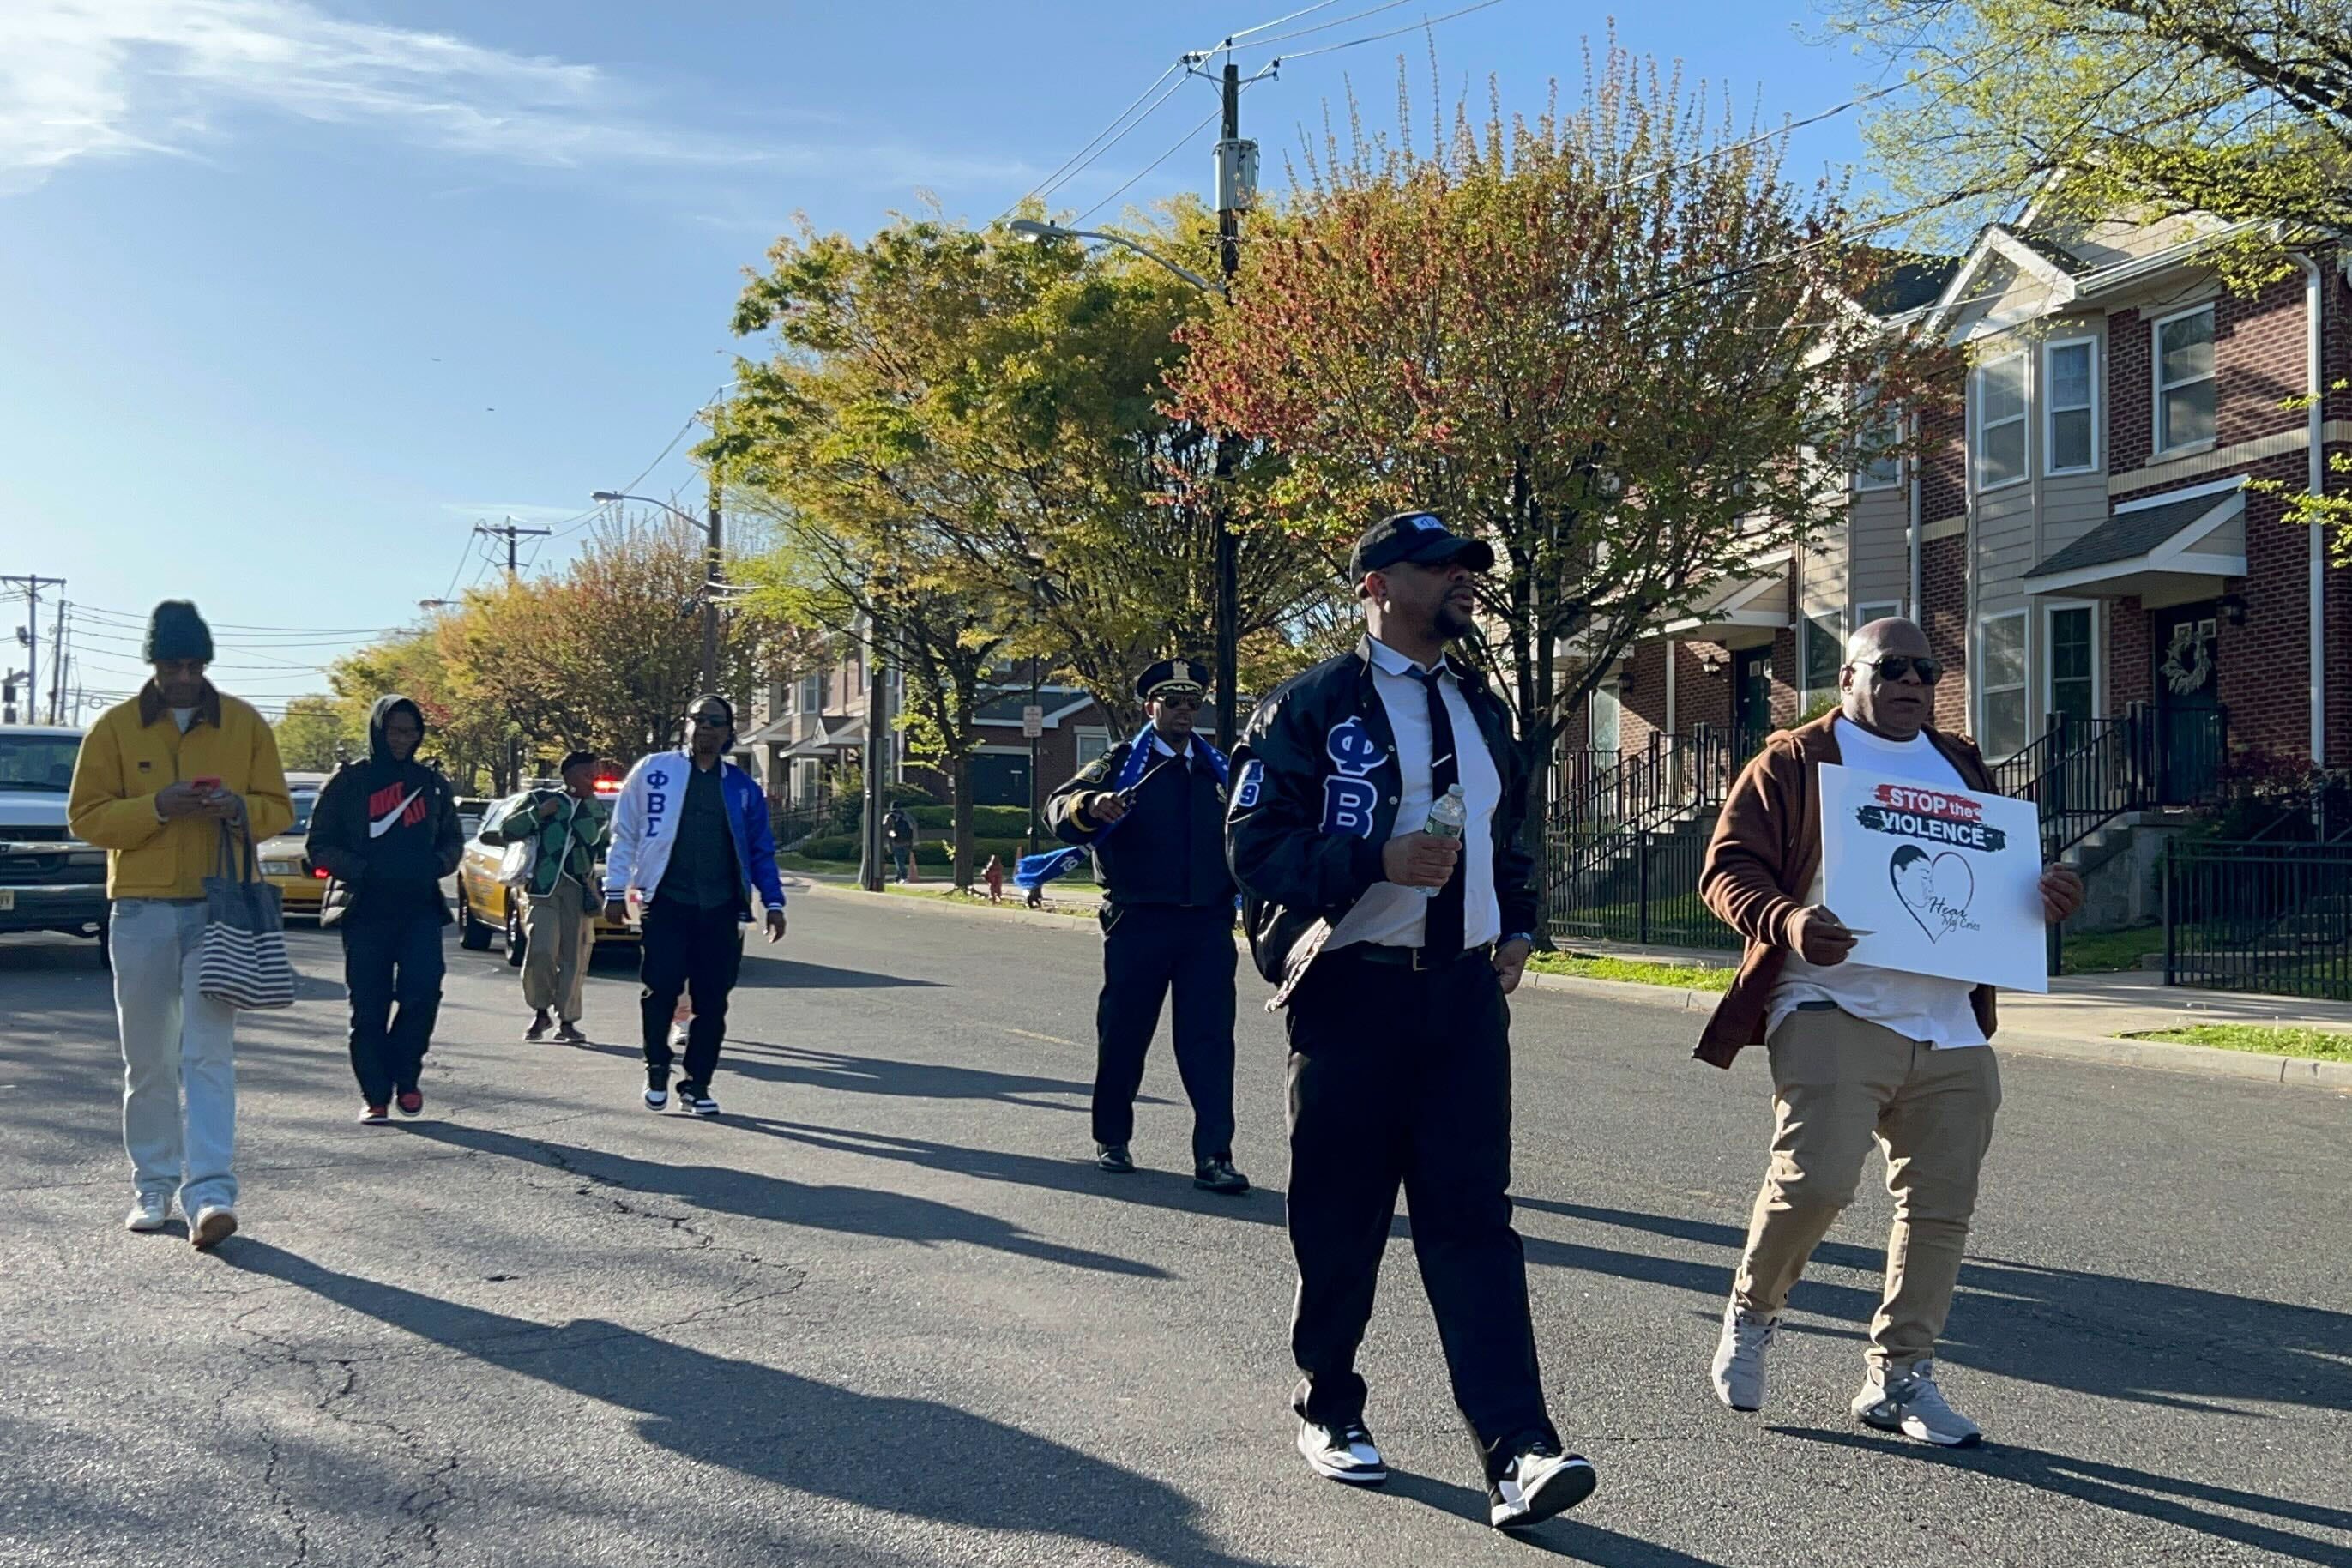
[1487,1444,1596,1529]
[1296,1419,1387,1486]
[1711,1301,1780,1412]
[124,1193,173,1233]
[190,1205,238,1251]
[1853,1359,1982,1447]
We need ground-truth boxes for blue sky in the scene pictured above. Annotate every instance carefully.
[0,0,1880,712]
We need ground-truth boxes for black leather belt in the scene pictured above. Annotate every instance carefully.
[1342,941,1493,973]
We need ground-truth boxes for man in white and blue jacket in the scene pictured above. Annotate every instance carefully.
[601,695,787,1117]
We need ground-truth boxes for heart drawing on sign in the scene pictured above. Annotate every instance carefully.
[1890,846,1980,943]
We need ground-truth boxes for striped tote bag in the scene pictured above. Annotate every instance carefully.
[200,821,296,1010]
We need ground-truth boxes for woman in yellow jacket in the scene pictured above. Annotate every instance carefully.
[67,602,292,1250]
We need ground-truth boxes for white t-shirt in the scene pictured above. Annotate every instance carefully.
[172,707,197,733]
[1767,718,1987,1048]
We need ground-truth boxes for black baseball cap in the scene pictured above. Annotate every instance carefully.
[1348,511,1496,578]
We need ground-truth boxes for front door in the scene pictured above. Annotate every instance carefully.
[1732,646,1773,758]
[2151,601,2222,800]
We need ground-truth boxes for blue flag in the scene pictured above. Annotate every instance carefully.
[1015,725,1228,890]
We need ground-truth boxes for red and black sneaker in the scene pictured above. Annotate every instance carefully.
[395,1089,425,1118]
[358,1103,390,1125]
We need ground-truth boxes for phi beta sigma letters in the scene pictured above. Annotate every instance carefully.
[1816,762,2049,994]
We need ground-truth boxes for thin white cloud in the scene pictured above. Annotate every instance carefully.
[437,502,594,526]
[0,0,1035,191]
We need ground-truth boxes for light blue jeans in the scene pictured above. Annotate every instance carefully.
[111,899,239,1214]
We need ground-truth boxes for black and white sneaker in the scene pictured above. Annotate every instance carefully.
[1094,1142,1135,1174]
[643,1073,669,1111]
[675,1082,720,1118]
[1487,1443,1595,1530]
[1297,1419,1387,1486]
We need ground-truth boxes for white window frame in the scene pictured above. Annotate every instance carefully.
[1973,351,2030,493]
[1589,683,1623,752]
[2042,600,2102,732]
[1801,608,1846,709]
[1976,610,2030,761]
[2042,335,2100,476]
[2152,303,2217,455]
[1854,388,1903,492]
[1074,727,1113,769]
[1855,600,1903,628]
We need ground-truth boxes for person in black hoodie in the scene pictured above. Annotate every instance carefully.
[306,696,464,1124]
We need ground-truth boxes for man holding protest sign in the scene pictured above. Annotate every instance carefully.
[1695,618,2083,1447]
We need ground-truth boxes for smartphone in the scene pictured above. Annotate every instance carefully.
[191,775,223,792]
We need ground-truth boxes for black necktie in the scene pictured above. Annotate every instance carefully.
[1415,666,1465,960]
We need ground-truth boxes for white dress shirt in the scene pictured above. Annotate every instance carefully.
[1767,718,1987,1047]
[1323,637,1505,953]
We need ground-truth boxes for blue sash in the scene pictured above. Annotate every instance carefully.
[1015,725,1228,890]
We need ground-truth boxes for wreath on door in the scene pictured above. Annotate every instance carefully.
[2161,619,2215,695]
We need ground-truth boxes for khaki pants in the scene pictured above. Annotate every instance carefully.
[1733,1004,2001,1368]
[522,878,594,1021]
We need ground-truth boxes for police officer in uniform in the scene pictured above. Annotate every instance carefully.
[1040,659,1248,1195]
[1226,512,1595,1531]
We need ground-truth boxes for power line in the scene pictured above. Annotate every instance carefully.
[1215,0,1414,53]
[1073,101,1229,226]
[1004,63,1188,218]
[1221,0,1348,43]
[1272,0,1507,63]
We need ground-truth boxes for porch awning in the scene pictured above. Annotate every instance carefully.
[2023,484,2246,605]
[1657,563,1790,650]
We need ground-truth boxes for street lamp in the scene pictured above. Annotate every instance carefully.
[1011,218,1240,750]
[1010,220,1227,297]
[591,490,723,692]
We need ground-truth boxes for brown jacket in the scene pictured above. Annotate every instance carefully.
[1695,710,2001,1067]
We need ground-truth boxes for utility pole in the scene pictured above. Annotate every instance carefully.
[860,610,888,893]
[1209,59,1251,749]
[703,488,723,695]
[47,597,68,724]
[1,576,65,727]
[473,521,547,788]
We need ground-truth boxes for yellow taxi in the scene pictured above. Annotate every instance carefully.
[455,778,633,967]
[256,771,331,920]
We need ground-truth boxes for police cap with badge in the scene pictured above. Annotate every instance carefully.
[1137,658,1209,704]
[1348,510,1496,581]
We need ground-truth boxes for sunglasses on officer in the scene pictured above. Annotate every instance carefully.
[1849,654,1943,685]
[691,709,733,729]
[1150,691,1204,710]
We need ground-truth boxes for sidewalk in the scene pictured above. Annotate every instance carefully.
[791,876,2351,1092]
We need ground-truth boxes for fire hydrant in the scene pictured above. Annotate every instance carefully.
[983,854,1005,904]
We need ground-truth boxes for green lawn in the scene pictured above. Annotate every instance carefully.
[1524,952,1735,991]
[2121,1024,2352,1062]
[2058,924,2162,975]
[877,884,1095,920]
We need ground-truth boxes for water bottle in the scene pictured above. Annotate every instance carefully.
[1420,783,1468,898]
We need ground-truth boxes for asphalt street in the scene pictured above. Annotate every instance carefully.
[2,884,2348,1568]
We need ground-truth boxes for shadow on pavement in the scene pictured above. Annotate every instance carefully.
[1379,1470,1733,1565]
[407,1122,1171,1280]
[731,956,944,990]
[1521,1200,2352,1417]
[735,1119,1277,1225]
[713,1040,1151,1113]
[1771,1427,2352,1568]
[215,1240,1273,1568]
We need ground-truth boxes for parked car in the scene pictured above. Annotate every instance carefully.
[0,726,110,963]
[256,770,331,920]
[455,786,635,967]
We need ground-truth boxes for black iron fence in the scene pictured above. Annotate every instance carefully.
[1991,703,2228,859]
[2163,838,2352,1000]
[1546,820,1738,950]
[770,785,854,848]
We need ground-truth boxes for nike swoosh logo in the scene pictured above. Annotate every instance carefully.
[368,787,425,839]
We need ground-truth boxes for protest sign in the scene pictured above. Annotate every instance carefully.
[1817,762,2049,993]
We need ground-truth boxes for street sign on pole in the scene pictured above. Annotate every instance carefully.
[1021,704,1044,739]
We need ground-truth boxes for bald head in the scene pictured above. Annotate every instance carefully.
[1840,616,1939,739]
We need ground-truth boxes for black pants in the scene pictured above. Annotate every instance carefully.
[1284,947,1558,1480]
[342,914,446,1105]
[1093,902,1237,1163]
[640,897,745,1089]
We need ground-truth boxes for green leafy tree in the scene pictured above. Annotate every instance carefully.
[1169,48,1943,841]
[272,695,353,773]
[1828,0,2352,243]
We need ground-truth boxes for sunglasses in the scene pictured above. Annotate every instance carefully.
[1152,691,1203,709]
[1853,655,1943,684]
[691,711,732,728]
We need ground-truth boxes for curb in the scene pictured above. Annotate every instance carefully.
[793,879,2352,1095]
